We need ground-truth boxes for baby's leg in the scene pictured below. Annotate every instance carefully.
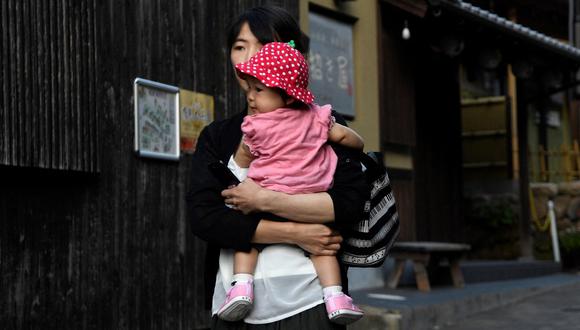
[310,255,364,324]
[234,248,259,275]
[218,248,258,321]
[310,255,342,287]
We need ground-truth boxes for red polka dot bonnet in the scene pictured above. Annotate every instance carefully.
[235,41,314,104]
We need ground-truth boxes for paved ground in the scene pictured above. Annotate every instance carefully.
[440,282,580,330]
[349,273,580,330]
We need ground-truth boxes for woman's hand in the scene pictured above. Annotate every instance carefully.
[222,178,266,214]
[223,178,335,223]
[253,221,343,256]
[293,223,343,256]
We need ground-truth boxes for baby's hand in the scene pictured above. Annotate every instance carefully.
[241,142,253,156]
[234,141,255,168]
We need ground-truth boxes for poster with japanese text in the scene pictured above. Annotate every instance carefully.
[179,89,214,153]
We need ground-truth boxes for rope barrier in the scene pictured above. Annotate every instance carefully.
[528,188,551,232]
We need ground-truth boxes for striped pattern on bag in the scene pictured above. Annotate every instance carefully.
[340,152,400,267]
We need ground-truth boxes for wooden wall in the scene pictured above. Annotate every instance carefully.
[379,4,417,241]
[0,1,297,329]
[414,48,464,243]
[380,3,464,243]
[0,0,99,172]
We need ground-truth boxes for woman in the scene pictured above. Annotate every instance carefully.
[186,6,367,329]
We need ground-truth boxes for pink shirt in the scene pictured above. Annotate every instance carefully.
[241,104,338,194]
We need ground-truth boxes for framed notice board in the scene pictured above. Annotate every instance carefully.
[308,5,358,118]
[134,78,180,161]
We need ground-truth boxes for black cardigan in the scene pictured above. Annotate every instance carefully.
[186,109,367,307]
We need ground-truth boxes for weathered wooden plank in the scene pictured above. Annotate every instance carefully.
[1,1,301,329]
[22,0,31,167]
[30,0,40,167]
[10,0,19,164]
[39,0,50,169]
[0,0,99,172]
[1,0,9,164]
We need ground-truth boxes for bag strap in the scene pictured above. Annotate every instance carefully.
[359,151,385,177]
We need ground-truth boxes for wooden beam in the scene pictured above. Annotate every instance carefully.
[382,0,428,17]
[508,66,520,179]
[517,81,534,258]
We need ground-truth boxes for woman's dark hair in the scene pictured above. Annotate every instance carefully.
[227,6,309,55]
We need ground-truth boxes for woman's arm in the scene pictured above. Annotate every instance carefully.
[253,221,343,256]
[187,124,261,252]
[220,111,368,227]
[222,178,334,223]
[222,136,336,222]
[187,120,346,254]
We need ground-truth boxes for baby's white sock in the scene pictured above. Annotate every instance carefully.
[232,273,254,285]
[323,285,343,299]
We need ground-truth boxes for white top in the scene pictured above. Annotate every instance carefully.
[211,156,324,324]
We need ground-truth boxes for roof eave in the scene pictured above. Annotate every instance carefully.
[438,0,580,63]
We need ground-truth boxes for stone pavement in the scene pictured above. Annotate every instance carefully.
[439,280,580,330]
[348,272,580,330]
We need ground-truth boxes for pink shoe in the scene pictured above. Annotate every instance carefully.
[324,293,364,325]
[217,280,254,321]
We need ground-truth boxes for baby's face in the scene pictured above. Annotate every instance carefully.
[245,76,287,115]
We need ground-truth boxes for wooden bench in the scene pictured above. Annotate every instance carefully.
[387,241,471,292]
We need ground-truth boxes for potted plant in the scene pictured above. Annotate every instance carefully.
[559,228,580,270]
